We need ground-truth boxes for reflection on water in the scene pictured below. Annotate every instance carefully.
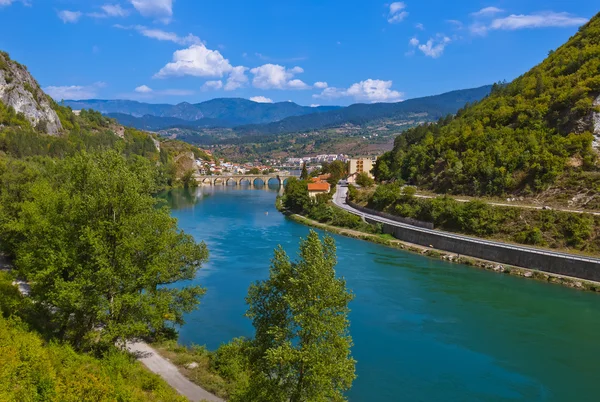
[165,187,600,402]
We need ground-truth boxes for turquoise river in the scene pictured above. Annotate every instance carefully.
[163,186,600,402]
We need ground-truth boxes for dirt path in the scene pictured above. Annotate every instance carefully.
[126,341,224,402]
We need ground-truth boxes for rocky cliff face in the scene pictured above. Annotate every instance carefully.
[0,51,62,135]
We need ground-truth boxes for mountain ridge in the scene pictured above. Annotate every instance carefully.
[62,97,341,126]
[73,86,492,134]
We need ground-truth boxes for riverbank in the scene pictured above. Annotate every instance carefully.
[282,208,600,293]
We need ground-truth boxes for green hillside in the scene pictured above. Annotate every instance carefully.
[0,300,184,401]
[374,14,600,197]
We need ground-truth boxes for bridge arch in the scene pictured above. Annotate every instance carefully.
[267,177,282,187]
[226,178,238,186]
[253,177,267,187]
[213,177,225,185]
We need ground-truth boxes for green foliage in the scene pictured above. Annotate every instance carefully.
[360,185,599,252]
[355,171,374,187]
[300,163,308,180]
[0,151,209,349]
[322,160,347,184]
[212,338,253,398]
[249,167,261,174]
[371,182,402,209]
[0,315,185,401]
[244,231,356,401]
[282,177,311,214]
[181,169,198,188]
[0,102,32,130]
[375,15,600,196]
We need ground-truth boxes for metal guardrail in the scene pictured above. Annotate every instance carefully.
[333,188,600,265]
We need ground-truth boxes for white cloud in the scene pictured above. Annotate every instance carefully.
[129,0,173,22]
[103,4,129,16]
[44,82,106,100]
[287,79,309,89]
[409,35,451,58]
[138,27,201,45]
[471,7,504,17]
[415,23,424,30]
[0,0,30,6]
[135,85,153,93]
[314,81,328,89]
[89,4,130,18]
[447,19,464,29]
[58,10,82,23]
[249,64,308,90]
[387,2,408,24]
[310,104,320,107]
[314,79,403,103]
[115,25,201,45]
[155,44,233,78]
[202,80,223,91]
[490,12,588,30]
[469,22,488,36]
[250,96,274,103]
[224,66,248,90]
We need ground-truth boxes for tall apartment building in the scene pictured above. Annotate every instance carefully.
[348,156,377,179]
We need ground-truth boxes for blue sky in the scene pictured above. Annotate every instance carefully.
[0,0,595,106]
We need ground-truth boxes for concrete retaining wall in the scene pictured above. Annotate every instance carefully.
[347,200,434,229]
[369,219,600,282]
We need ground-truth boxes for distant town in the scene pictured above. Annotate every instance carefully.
[196,151,377,178]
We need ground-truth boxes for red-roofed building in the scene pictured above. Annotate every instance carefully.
[308,182,330,197]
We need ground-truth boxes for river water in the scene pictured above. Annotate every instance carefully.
[163,186,600,402]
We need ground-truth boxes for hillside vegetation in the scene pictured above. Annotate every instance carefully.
[0,309,184,401]
[374,14,600,198]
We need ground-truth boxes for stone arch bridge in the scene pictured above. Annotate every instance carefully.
[194,174,288,188]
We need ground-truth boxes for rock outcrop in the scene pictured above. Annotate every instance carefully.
[0,51,62,135]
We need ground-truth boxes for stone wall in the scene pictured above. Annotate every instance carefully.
[367,218,600,282]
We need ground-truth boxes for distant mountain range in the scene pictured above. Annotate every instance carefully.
[63,85,492,135]
[62,98,340,127]
[234,85,493,135]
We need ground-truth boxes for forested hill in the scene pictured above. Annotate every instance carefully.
[374,13,600,198]
[234,85,492,136]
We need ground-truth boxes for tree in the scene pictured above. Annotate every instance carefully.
[322,160,346,184]
[245,230,355,401]
[300,163,308,180]
[355,172,374,187]
[282,177,310,214]
[181,169,198,188]
[249,167,261,174]
[12,151,209,349]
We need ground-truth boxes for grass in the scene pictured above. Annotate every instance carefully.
[0,266,186,402]
[152,340,232,399]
